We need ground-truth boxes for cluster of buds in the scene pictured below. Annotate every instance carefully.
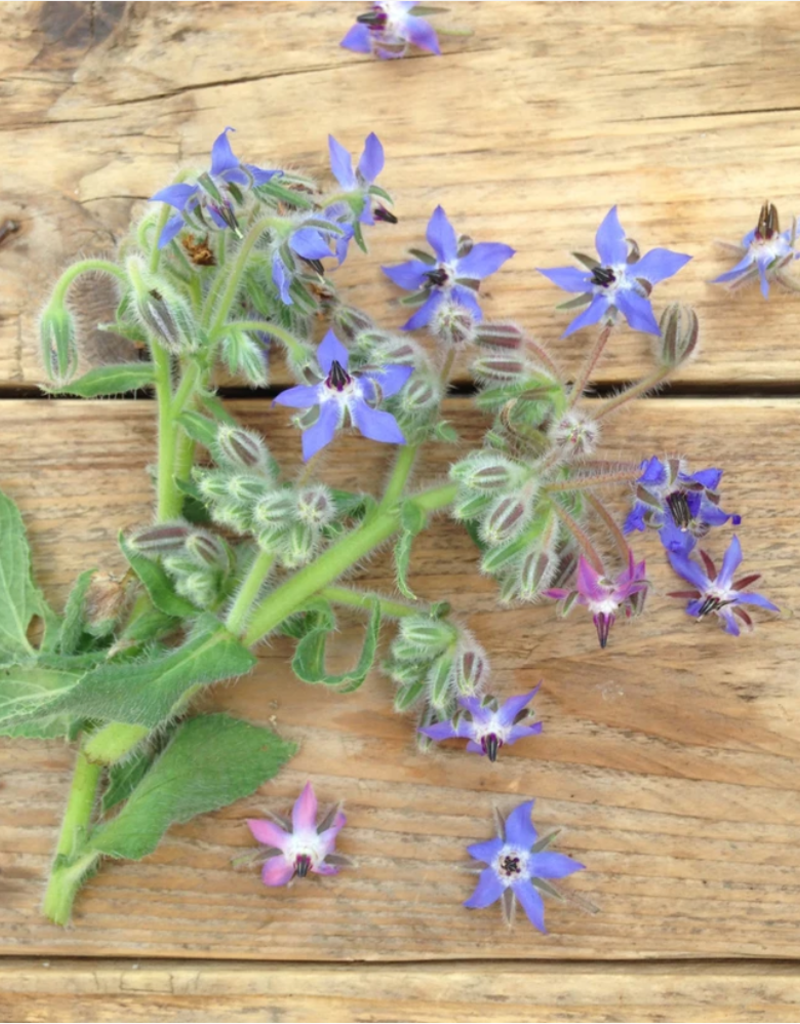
[384,615,489,726]
[129,521,235,611]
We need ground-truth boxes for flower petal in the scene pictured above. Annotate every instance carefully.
[514,881,547,932]
[614,289,661,336]
[496,686,541,727]
[464,867,504,909]
[247,818,289,850]
[736,593,779,612]
[311,862,340,876]
[467,838,504,863]
[450,284,484,321]
[328,135,356,190]
[576,556,607,603]
[358,132,384,183]
[633,247,692,285]
[272,254,293,306]
[426,206,458,262]
[668,552,711,591]
[563,294,608,337]
[261,854,294,887]
[371,363,414,397]
[318,329,350,373]
[595,206,628,265]
[537,266,593,293]
[382,260,431,291]
[718,535,743,589]
[210,127,240,178]
[151,183,198,210]
[244,163,280,187]
[340,22,373,53]
[290,228,332,261]
[710,253,756,285]
[302,400,341,461]
[506,721,544,744]
[351,400,406,445]
[404,14,441,54]
[504,801,538,848]
[292,782,318,833]
[158,214,186,250]
[457,242,515,280]
[420,721,460,741]
[273,384,322,409]
[529,851,585,879]
[402,291,443,331]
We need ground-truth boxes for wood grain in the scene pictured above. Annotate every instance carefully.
[1,397,797,963]
[4,958,800,1024]
[2,2,800,388]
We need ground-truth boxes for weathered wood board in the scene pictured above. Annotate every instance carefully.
[2,2,800,387]
[0,397,797,963]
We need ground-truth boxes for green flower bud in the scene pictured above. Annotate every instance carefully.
[430,301,477,346]
[472,355,527,381]
[40,303,78,386]
[451,453,522,493]
[399,617,457,654]
[184,531,229,570]
[658,303,699,368]
[280,522,316,568]
[455,640,488,695]
[228,474,271,505]
[129,521,191,557]
[137,283,197,354]
[393,680,426,712]
[427,653,457,710]
[195,469,235,502]
[297,485,334,528]
[481,494,531,546]
[253,491,296,527]
[452,490,493,522]
[474,321,524,351]
[398,373,441,415]
[333,304,374,342]
[221,330,269,388]
[216,424,271,472]
[175,570,218,609]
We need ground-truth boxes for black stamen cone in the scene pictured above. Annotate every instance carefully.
[425,268,449,288]
[295,854,311,878]
[374,205,398,224]
[666,490,692,529]
[485,733,499,762]
[357,10,387,27]
[591,266,616,287]
[327,359,350,391]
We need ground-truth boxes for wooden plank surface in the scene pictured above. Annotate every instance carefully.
[1,397,798,963]
[5,959,800,1024]
[2,2,800,388]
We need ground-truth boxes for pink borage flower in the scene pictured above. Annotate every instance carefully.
[247,782,349,886]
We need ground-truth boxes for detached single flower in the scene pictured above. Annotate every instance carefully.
[465,801,584,932]
[420,687,542,761]
[537,206,692,337]
[711,201,799,298]
[383,206,515,331]
[274,329,412,460]
[545,550,648,649]
[151,127,280,249]
[668,535,778,636]
[624,455,740,555]
[341,1,441,59]
[247,782,348,886]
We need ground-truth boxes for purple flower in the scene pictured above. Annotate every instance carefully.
[711,202,798,298]
[624,455,741,555]
[247,782,348,886]
[272,219,339,306]
[329,132,392,227]
[537,206,692,337]
[151,127,280,249]
[668,536,778,636]
[465,801,584,932]
[383,206,515,331]
[420,686,542,761]
[545,550,648,649]
[341,1,441,59]
[273,329,412,460]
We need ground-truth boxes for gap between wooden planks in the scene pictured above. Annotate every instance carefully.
[2,2,800,387]
[4,958,800,1024]
[0,397,798,964]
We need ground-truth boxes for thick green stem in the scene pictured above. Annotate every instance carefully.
[42,751,102,925]
[377,444,418,512]
[205,216,280,332]
[243,482,457,646]
[225,549,276,635]
[83,722,149,765]
[321,585,421,619]
[152,344,182,521]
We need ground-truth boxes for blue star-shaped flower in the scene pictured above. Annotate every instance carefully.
[420,687,542,761]
[383,206,515,331]
[537,206,692,337]
[341,1,441,59]
[711,202,798,298]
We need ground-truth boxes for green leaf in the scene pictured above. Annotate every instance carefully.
[177,411,219,449]
[292,600,381,693]
[119,607,180,645]
[45,363,155,398]
[100,729,178,813]
[367,184,393,203]
[0,489,54,665]
[58,570,96,655]
[119,534,199,618]
[0,662,83,738]
[200,393,238,426]
[90,714,297,860]
[35,613,256,728]
[395,501,427,601]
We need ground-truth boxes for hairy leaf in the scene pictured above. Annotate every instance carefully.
[90,714,297,860]
[395,501,427,601]
[0,662,83,739]
[0,490,55,665]
[58,570,96,655]
[119,534,199,618]
[45,363,155,398]
[292,600,380,693]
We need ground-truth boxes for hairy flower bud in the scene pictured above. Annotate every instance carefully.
[430,301,477,346]
[281,522,316,568]
[196,469,234,502]
[221,330,268,388]
[658,303,699,367]
[216,425,271,472]
[332,304,374,342]
[399,617,457,654]
[227,474,271,505]
[518,548,556,600]
[393,679,426,712]
[451,453,523,493]
[297,485,334,527]
[40,303,78,386]
[129,521,192,556]
[474,321,524,351]
[481,494,531,545]
[454,640,489,694]
[175,570,218,610]
[452,490,493,522]
[253,491,296,527]
[472,355,527,381]
[398,373,441,415]
[550,412,600,455]
[137,283,196,354]
[184,530,229,569]
[427,653,457,710]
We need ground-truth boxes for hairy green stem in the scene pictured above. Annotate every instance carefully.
[83,722,149,765]
[213,320,309,363]
[377,444,418,512]
[594,367,671,419]
[321,585,421,619]
[51,260,127,308]
[205,216,281,332]
[225,549,277,635]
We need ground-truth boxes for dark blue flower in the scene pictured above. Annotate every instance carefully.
[420,686,542,760]
[271,218,344,306]
[151,127,280,249]
[273,329,412,460]
[383,206,515,331]
[711,202,798,299]
[465,801,584,931]
[624,455,740,554]
[341,2,441,59]
[668,536,779,636]
[537,207,692,337]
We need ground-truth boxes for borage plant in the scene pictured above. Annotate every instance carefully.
[1,130,780,927]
